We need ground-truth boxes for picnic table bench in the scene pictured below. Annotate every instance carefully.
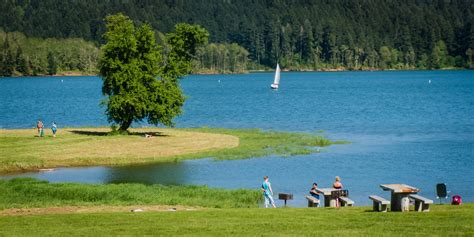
[369,195,390,212]
[409,194,433,212]
[339,196,355,207]
[305,195,320,207]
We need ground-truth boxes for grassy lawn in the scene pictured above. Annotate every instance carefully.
[0,179,472,236]
[0,205,472,236]
[0,127,343,173]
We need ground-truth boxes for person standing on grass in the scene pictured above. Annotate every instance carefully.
[37,120,44,137]
[51,122,57,137]
[261,176,276,208]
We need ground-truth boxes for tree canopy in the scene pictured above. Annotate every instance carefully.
[1,0,473,70]
[0,30,98,76]
[1,0,473,73]
[99,13,208,131]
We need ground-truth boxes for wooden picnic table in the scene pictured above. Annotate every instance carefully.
[380,184,420,212]
[314,187,338,207]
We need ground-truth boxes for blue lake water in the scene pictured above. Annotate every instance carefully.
[1,71,473,207]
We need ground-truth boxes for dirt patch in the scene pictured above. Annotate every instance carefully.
[0,205,202,216]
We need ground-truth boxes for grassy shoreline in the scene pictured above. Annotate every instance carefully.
[0,127,344,174]
[0,178,261,210]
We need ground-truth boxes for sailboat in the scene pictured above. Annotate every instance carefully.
[270,64,280,89]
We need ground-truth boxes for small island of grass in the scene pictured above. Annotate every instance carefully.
[0,127,346,174]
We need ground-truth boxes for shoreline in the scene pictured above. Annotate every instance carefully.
[1,67,470,77]
[191,67,470,75]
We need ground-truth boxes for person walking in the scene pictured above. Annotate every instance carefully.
[51,122,57,137]
[261,176,276,208]
[37,120,44,137]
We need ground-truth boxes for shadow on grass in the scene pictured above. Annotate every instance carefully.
[70,130,168,137]
[70,130,109,136]
[363,209,393,212]
[129,131,168,137]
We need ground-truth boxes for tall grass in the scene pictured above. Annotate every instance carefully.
[0,178,261,210]
[176,128,348,161]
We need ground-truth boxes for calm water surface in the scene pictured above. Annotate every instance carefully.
[1,71,473,206]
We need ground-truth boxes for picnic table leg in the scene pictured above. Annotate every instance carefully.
[400,195,410,212]
[324,195,333,207]
[391,193,410,212]
[391,193,400,211]
[322,194,338,207]
[373,202,380,212]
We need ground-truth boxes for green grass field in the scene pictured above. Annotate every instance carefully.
[0,127,344,173]
[1,205,472,236]
[0,179,472,236]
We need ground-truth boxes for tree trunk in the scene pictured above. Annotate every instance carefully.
[119,119,132,132]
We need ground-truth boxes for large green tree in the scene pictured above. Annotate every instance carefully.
[99,13,208,132]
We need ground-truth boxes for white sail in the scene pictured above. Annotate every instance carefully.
[273,64,281,85]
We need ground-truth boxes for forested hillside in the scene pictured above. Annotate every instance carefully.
[0,30,250,76]
[0,31,98,76]
[1,0,473,73]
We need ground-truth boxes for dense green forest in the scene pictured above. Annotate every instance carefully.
[0,31,98,76]
[0,30,250,76]
[1,0,473,76]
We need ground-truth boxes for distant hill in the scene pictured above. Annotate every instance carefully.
[1,0,473,70]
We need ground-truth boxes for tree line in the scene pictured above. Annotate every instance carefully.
[0,31,98,76]
[195,43,249,73]
[1,0,473,71]
[0,30,250,76]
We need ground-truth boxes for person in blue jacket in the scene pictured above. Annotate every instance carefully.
[261,176,276,208]
[51,122,57,137]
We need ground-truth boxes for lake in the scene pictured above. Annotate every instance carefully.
[0,70,473,207]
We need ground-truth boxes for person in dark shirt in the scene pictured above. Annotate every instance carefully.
[309,182,321,199]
